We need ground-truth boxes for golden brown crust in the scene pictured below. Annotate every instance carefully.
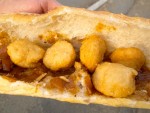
[0,6,150,109]
[90,94,150,109]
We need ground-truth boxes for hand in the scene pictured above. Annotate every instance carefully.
[0,0,61,13]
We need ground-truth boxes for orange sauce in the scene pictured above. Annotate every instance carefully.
[96,22,116,32]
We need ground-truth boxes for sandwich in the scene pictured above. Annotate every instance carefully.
[0,6,150,109]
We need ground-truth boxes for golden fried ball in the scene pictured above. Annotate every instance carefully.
[92,62,137,98]
[80,35,106,72]
[43,40,76,71]
[7,39,45,68]
[110,47,145,71]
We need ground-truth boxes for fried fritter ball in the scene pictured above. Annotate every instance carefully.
[80,35,106,72]
[92,62,137,98]
[110,47,145,71]
[7,39,45,68]
[43,40,76,71]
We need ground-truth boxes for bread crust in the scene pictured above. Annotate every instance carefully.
[0,6,150,109]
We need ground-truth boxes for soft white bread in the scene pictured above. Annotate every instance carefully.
[0,6,150,109]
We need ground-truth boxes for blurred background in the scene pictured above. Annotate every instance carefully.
[58,0,150,18]
[1,0,150,113]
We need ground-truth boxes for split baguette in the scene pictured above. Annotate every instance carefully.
[0,6,150,109]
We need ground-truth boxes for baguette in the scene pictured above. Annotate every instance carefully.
[0,6,150,109]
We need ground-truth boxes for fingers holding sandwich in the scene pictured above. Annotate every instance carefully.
[0,0,61,13]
